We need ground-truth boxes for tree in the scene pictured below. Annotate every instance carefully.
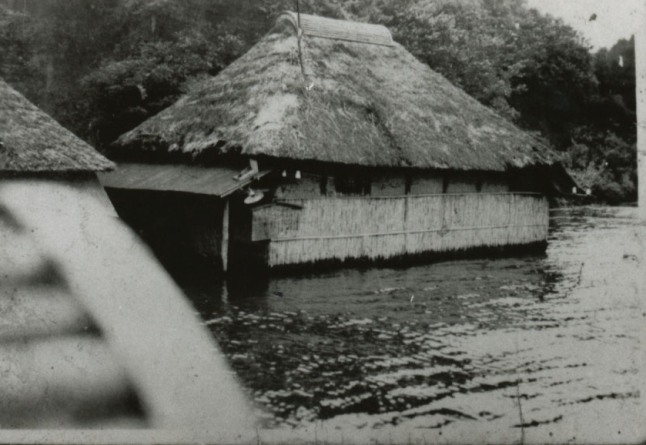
[591,37,636,140]
[80,0,248,148]
[0,0,636,203]
[507,7,598,149]
[79,0,355,149]
[0,5,40,97]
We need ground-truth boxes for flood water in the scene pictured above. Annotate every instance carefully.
[174,206,645,443]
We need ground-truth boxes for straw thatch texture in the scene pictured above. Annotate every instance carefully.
[0,79,113,173]
[113,13,556,172]
[284,11,393,46]
[252,193,548,267]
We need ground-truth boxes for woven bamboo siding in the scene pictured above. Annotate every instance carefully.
[253,197,406,240]
[255,193,548,267]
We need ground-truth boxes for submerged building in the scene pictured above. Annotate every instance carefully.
[102,12,573,271]
[0,78,252,434]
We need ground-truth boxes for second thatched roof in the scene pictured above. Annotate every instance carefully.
[0,79,113,173]
[112,12,558,172]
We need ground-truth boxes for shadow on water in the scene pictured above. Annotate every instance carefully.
[152,252,273,314]
[156,207,641,437]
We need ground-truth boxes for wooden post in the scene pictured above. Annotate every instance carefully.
[637,3,646,219]
[403,195,409,254]
[221,199,230,272]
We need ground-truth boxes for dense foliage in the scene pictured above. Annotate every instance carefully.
[0,0,637,203]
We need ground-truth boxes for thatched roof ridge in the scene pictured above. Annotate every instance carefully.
[0,79,114,173]
[113,13,558,172]
[278,11,394,46]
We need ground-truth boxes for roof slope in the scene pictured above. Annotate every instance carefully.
[99,162,270,196]
[0,79,114,173]
[113,12,556,172]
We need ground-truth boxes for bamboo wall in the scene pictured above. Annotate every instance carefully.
[252,193,548,267]
[274,171,509,199]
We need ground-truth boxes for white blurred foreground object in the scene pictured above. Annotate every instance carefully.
[0,78,254,439]
[0,181,254,435]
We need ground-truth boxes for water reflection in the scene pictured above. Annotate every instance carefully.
[169,206,643,442]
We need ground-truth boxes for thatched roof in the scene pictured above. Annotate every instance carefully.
[0,79,114,173]
[113,12,558,172]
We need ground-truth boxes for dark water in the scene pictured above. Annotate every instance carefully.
[177,207,644,443]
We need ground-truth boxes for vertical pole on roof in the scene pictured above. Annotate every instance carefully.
[636,2,646,220]
[296,0,301,27]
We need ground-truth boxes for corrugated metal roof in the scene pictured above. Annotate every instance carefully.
[279,11,393,46]
[99,163,269,196]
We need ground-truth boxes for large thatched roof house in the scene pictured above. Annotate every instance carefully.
[0,79,252,435]
[102,12,573,271]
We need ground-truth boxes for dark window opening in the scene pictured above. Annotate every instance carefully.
[335,174,371,196]
[476,178,483,192]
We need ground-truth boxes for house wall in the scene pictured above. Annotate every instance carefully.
[274,173,321,199]
[228,198,269,271]
[252,192,548,268]
[104,170,526,271]
[274,171,509,199]
[372,174,406,196]
[409,174,443,194]
[508,169,545,193]
[105,189,225,266]
[445,176,510,193]
[481,177,509,193]
[446,179,475,193]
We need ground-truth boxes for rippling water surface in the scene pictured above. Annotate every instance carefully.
[176,207,645,443]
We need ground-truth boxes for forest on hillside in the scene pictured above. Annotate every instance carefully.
[0,0,637,203]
